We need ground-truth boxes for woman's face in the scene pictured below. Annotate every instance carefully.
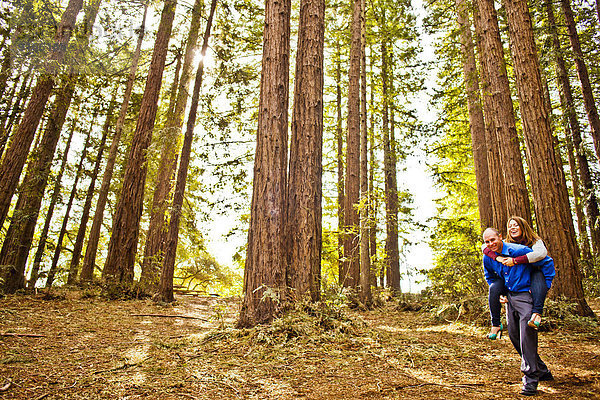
[508,219,523,240]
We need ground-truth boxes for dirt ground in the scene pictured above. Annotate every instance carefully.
[1,291,599,399]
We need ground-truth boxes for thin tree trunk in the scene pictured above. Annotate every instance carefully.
[387,67,400,292]
[381,29,391,289]
[103,0,177,288]
[560,0,600,160]
[287,0,324,302]
[0,68,34,160]
[46,111,97,288]
[343,0,362,288]
[359,0,371,305]
[0,71,22,132]
[67,93,117,284]
[80,4,147,283]
[472,2,508,230]
[563,122,593,261]
[28,120,77,289]
[368,66,379,288]
[157,0,218,303]
[0,77,78,293]
[545,0,599,258]
[238,0,291,327]
[335,38,346,286]
[503,0,593,316]
[141,0,203,292]
[0,0,84,229]
[456,0,493,230]
[474,0,530,227]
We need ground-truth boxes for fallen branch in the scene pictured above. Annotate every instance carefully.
[0,379,11,392]
[395,382,484,390]
[131,314,208,321]
[1,333,46,338]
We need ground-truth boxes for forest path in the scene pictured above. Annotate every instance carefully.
[0,292,598,399]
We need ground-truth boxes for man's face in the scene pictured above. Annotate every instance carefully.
[483,230,503,253]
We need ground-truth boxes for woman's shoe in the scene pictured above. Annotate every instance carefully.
[528,313,542,330]
[487,323,503,340]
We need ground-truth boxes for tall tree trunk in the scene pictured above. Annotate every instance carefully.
[141,0,204,292]
[0,70,22,133]
[103,0,177,288]
[46,111,97,287]
[359,0,371,305]
[343,0,362,288]
[335,38,346,286]
[381,30,391,288]
[472,2,508,230]
[456,0,493,230]
[157,0,218,303]
[560,0,600,160]
[545,0,599,258]
[368,67,379,288]
[503,0,593,316]
[387,67,400,292]
[287,0,324,302]
[80,4,147,282]
[0,77,78,293]
[67,93,116,284]
[0,67,34,160]
[563,122,593,261]
[238,0,291,327]
[474,0,530,227]
[0,0,84,229]
[28,120,77,289]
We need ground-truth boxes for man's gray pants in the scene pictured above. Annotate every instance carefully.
[507,291,549,387]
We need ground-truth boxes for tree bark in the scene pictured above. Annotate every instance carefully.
[472,2,508,230]
[560,0,600,161]
[157,0,218,303]
[545,0,599,258]
[80,3,147,282]
[474,0,530,227]
[503,0,593,316]
[46,110,97,287]
[456,0,493,230]
[287,0,324,302]
[343,0,362,288]
[387,65,400,293]
[28,120,77,289]
[0,0,84,229]
[359,0,371,305]
[0,67,34,159]
[67,93,116,284]
[103,0,177,288]
[0,77,77,293]
[368,66,379,288]
[141,0,204,292]
[238,0,291,327]
[335,38,346,287]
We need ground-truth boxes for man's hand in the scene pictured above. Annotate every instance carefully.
[499,295,508,304]
[497,256,508,264]
[501,257,515,267]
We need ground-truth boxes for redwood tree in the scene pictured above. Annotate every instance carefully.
[474,0,530,226]
[287,0,325,302]
[238,0,291,327]
[80,3,148,282]
[455,0,492,230]
[343,0,362,288]
[503,0,593,316]
[157,0,218,303]
[0,0,84,228]
[102,0,178,288]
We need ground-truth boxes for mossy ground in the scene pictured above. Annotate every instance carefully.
[1,290,598,399]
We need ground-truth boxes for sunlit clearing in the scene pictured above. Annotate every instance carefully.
[124,346,149,364]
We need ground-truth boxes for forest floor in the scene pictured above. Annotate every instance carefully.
[0,289,599,400]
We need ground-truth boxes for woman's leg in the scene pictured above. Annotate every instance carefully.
[530,268,548,316]
[489,279,507,326]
